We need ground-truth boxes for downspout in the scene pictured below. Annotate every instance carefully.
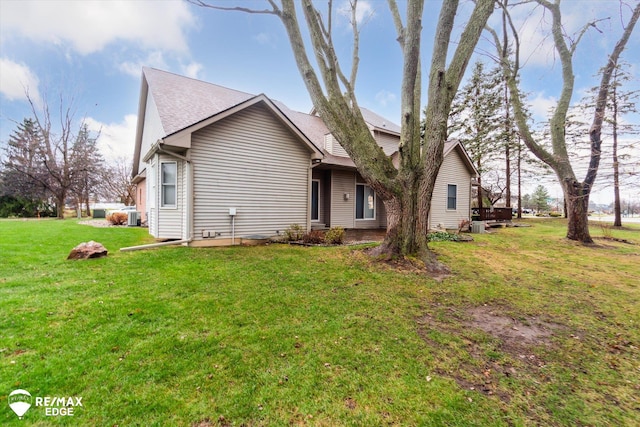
[307,161,313,232]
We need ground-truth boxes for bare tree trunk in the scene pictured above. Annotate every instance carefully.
[516,137,522,218]
[504,75,511,207]
[564,179,591,242]
[85,188,91,217]
[612,74,622,227]
[491,0,640,243]
[56,193,65,219]
[475,154,483,212]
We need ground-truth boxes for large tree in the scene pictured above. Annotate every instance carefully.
[606,62,639,227]
[2,94,101,218]
[69,124,104,216]
[98,157,136,206]
[449,60,503,210]
[490,0,640,243]
[192,0,496,260]
[2,118,48,202]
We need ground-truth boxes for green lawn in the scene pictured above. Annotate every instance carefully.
[1,218,638,426]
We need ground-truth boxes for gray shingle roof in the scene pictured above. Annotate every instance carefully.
[360,107,401,134]
[144,67,255,136]
[142,68,405,169]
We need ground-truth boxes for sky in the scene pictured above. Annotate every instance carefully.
[0,0,638,205]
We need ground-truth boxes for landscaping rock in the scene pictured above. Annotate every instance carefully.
[67,241,108,260]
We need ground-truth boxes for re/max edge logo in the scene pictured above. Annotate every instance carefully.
[8,389,83,419]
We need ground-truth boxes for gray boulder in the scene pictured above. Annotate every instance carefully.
[67,241,108,260]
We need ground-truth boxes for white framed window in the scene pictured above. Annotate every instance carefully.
[447,184,457,210]
[356,183,375,220]
[311,179,320,221]
[161,162,177,207]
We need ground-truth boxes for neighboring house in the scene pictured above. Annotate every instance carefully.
[132,68,477,245]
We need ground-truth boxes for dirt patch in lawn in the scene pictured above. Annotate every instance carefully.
[417,304,563,403]
[465,305,556,345]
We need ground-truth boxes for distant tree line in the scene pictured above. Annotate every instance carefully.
[0,95,135,218]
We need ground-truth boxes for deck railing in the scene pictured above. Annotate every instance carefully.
[473,207,513,221]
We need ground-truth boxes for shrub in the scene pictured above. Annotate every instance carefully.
[302,230,325,244]
[284,224,305,241]
[107,212,128,225]
[427,231,460,242]
[0,195,56,218]
[599,222,613,239]
[324,226,345,245]
[549,212,562,217]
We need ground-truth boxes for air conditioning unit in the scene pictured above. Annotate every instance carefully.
[127,211,140,227]
[471,221,485,234]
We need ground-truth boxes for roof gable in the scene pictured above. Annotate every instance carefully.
[444,140,479,177]
[144,67,255,136]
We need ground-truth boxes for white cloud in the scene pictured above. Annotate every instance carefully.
[527,92,557,122]
[85,114,138,162]
[181,62,203,79]
[375,90,396,107]
[338,0,375,26]
[254,32,276,47]
[0,0,197,55]
[118,51,169,78]
[0,58,42,106]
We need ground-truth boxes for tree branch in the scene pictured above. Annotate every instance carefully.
[186,0,280,15]
[584,2,640,189]
[387,0,404,46]
[486,12,556,168]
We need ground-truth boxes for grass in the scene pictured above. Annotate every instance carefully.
[1,218,639,426]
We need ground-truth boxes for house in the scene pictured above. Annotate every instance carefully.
[132,68,477,245]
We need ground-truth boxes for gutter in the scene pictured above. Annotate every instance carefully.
[120,238,192,252]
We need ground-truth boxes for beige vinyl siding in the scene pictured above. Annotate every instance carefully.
[328,170,386,229]
[190,103,311,239]
[374,131,400,155]
[156,154,185,239]
[325,133,349,157]
[329,170,355,228]
[138,92,165,172]
[430,148,472,229]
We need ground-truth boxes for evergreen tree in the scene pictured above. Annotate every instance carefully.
[1,118,49,205]
[70,124,104,215]
[449,61,503,210]
[532,185,550,212]
[2,93,102,218]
